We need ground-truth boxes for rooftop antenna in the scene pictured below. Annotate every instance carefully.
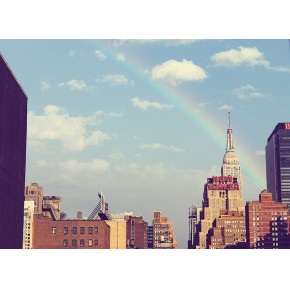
[228,103,231,129]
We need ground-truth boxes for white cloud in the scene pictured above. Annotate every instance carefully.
[95,50,107,61]
[131,97,173,111]
[140,143,185,153]
[117,53,126,61]
[270,66,290,72]
[113,39,200,47]
[217,104,233,111]
[68,50,78,58]
[96,74,133,86]
[109,151,125,160]
[233,85,266,100]
[40,81,51,91]
[59,159,110,176]
[151,59,207,86]
[59,79,87,90]
[27,105,112,152]
[256,150,265,156]
[211,46,270,67]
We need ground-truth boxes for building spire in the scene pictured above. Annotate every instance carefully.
[226,111,234,151]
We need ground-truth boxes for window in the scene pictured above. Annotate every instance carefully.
[63,239,68,247]
[80,239,84,247]
[72,227,77,234]
[95,227,99,233]
[94,239,98,246]
[88,239,93,247]
[88,227,93,234]
[80,227,85,234]
[72,239,77,247]
[64,227,68,234]
[52,227,57,234]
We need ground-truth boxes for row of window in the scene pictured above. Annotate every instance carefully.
[52,226,99,235]
[63,239,98,247]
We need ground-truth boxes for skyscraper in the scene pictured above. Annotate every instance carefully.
[266,123,290,208]
[0,53,27,249]
[195,113,244,249]
[221,112,242,194]
[152,210,177,249]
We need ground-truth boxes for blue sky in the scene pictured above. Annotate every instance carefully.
[1,39,290,248]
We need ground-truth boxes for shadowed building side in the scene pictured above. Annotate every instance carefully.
[0,53,27,249]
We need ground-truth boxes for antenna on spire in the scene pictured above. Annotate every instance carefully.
[228,103,231,129]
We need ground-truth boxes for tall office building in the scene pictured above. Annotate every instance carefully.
[196,113,244,249]
[221,112,242,194]
[208,210,246,249]
[246,189,290,249]
[266,123,290,208]
[23,201,35,249]
[0,53,27,249]
[25,182,61,220]
[25,183,44,214]
[152,210,177,249]
[188,206,202,249]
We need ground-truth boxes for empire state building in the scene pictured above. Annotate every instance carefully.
[221,112,242,195]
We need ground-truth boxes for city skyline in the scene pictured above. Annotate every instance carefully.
[1,39,290,248]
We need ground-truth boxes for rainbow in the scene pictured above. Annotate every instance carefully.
[85,40,266,193]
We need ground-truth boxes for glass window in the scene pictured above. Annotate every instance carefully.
[94,239,98,246]
[80,239,84,247]
[52,227,57,234]
[72,239,77,247]
[80,227,85,234]
[64,227,68,234]
[95,227,99,233]
[88,227,93,234]
[88,239,93,247]
[63,239,68,247]
[72,227,77,234]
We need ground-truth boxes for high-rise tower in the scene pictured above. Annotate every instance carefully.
[266,123,290,208]
[0,53,27,249]
[195,112,244,249]
[221,111,242,194]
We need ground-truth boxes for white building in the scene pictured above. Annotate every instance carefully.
[23,201,35,249]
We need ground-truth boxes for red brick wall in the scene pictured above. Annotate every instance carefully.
[33,215,110,249]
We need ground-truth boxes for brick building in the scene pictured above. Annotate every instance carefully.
[152,210,177,249]
[33,215,110,249]
[246,189,290,249]
[126,215,148,249]
[208,210,246,249]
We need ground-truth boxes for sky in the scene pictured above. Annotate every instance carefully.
[2,1,290,289]
[1,39,289,248]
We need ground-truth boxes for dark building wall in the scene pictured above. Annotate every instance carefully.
[266,123,290,207]
[126,216,148,249]
[33,215,111,249]
[0,53,27,249]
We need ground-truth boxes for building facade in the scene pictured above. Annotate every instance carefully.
[152,210,177,249]
[188,206,202,249]
[208,210,246,249]
[221,112,242,194]
[126,215,148,249]
[25,183,44,214]
[246,189,290,249]
[0,53,27,249]
[25,182,61,220]
[33,215,111,249]
[266,122,290,208]
[23,201,35,249]
[196,113,245,249]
